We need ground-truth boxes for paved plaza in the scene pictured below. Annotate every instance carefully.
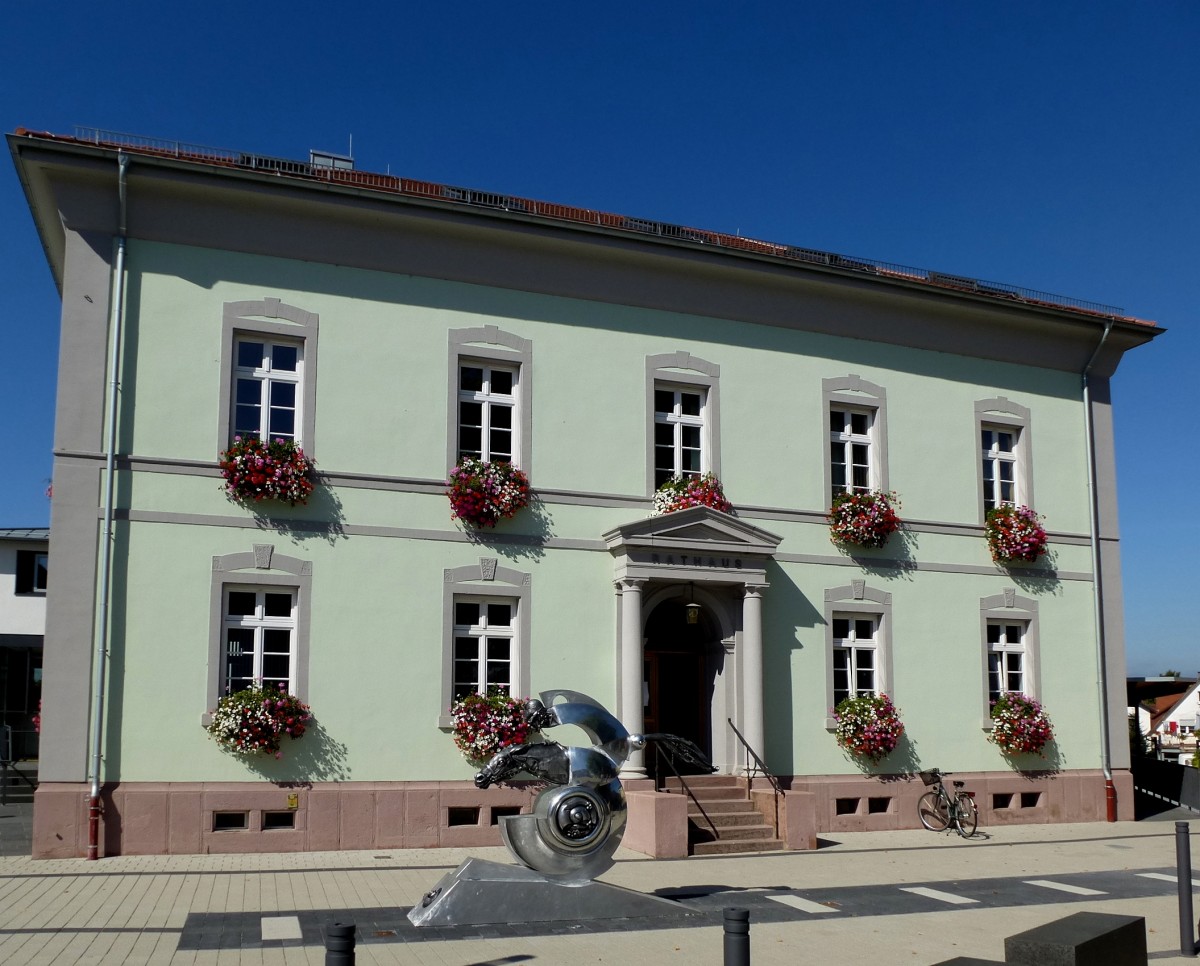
[0,800,1197,965]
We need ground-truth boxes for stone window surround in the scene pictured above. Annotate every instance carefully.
[217,299,319,455]
[823,580,893,729]
[439,559,532,729]
[979,589,1040,730]
[975,397,1034,522]
[823,375,890,502]
[645,351,721,497]
[447,326,533,473]
[207,545,313,720]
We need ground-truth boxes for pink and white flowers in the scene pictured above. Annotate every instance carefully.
[985,504,1048,564]
[446,458,531,527]
[828,490,902,549]
[832,693,905,764]
[653,472,733,515]
[988,692,1054,756]
[206,682,312,758]
[219,436,315,506]
[450,690,536,766]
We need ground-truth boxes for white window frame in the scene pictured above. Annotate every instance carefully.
[457,362,518,464]
[440,560,531,728]
[831,613,880,705]
[823,581,893,728]
[447,327,532,472]
[645,352,721,496]
[979,589,1040,729]
[232,337,303,445]
[975,398,1033,521]
[823,376,888,505]
[653,383,708,488]
[218,300,319,455]
[986,619,1027,703]
[828,405,876,500]
[221,585,297,695]
[451,596,516,701]
[207,545,312,719]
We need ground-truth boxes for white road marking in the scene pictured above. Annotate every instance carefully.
[900,886,978,905]
[766,894,840,914]
[1024,879,1106,896]
[1138,872,1200,887]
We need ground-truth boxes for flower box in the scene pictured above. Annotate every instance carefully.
[828,490,901,549]
[652,472,733,515]
[450,690,536,766]
[206,682,311,758]
[219,436,315,506]
[446,458,531,527]
[832,693,904,763]
[985,504,1047,563]
[988,691,1054,756]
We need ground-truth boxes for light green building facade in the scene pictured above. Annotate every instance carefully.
[10,129,1160,857]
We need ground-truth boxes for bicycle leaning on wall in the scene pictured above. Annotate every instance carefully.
[917,768,978,838]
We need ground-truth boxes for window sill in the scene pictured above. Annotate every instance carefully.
[824,716,837,731]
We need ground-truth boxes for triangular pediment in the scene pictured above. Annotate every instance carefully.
[603,505,781,557]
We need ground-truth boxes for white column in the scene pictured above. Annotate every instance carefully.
[618,577,647,778]
[740,584,767,776]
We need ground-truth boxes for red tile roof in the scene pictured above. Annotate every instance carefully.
[13,127,1158,328]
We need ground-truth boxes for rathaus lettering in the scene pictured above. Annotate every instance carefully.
[650,553,742,569]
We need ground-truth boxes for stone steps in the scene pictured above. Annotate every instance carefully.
[662,775,785,856]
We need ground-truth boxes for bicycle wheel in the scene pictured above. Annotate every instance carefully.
[953,794,978,837]
[918,791,951,831]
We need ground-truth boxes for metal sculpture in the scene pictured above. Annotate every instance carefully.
[474,688,713,884]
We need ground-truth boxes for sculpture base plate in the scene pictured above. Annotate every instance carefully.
[407,857,691,927]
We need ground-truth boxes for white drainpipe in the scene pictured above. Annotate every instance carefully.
[1081,319,1115,821]
[88,152,129,859]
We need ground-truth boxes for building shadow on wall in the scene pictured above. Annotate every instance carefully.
[845,733,922,780]
[841,527,918,582]
[998,551,1063,597]
[251,477,347,547]
[239,720,351,782]
[463,494,551,562]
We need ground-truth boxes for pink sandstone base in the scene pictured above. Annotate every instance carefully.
[29,768,1134,859]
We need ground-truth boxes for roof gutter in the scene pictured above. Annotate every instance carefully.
[1081,318,1116,821]
[88,151,128,859]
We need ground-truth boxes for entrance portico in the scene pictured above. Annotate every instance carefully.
[602,507,782,779]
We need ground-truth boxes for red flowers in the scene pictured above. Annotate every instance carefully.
[450,690,535,766]
[219,436,315,506]
[832,693,905,764]
[828,490,902,549]
[652,473,733,515]
[988,692,1054,756]
[985,504,1047,563]
[207,682,312,758]
[446,458,531,527]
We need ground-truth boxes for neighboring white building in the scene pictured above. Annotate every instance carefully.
[1156,681,1200,738]
[0,528,48,761]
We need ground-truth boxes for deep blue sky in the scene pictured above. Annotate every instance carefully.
[2,3,1195,675]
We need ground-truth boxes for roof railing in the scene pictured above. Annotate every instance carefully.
[69,126,1126,318]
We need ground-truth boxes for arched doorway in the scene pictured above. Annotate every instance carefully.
[643,595,721,781]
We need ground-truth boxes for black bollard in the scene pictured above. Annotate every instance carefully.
[723,907,750,966]
[325,921,355,966]
[1177,822,1197,958]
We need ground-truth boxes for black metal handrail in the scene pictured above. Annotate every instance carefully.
[654,744,719,838]
[728,719,782,837]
